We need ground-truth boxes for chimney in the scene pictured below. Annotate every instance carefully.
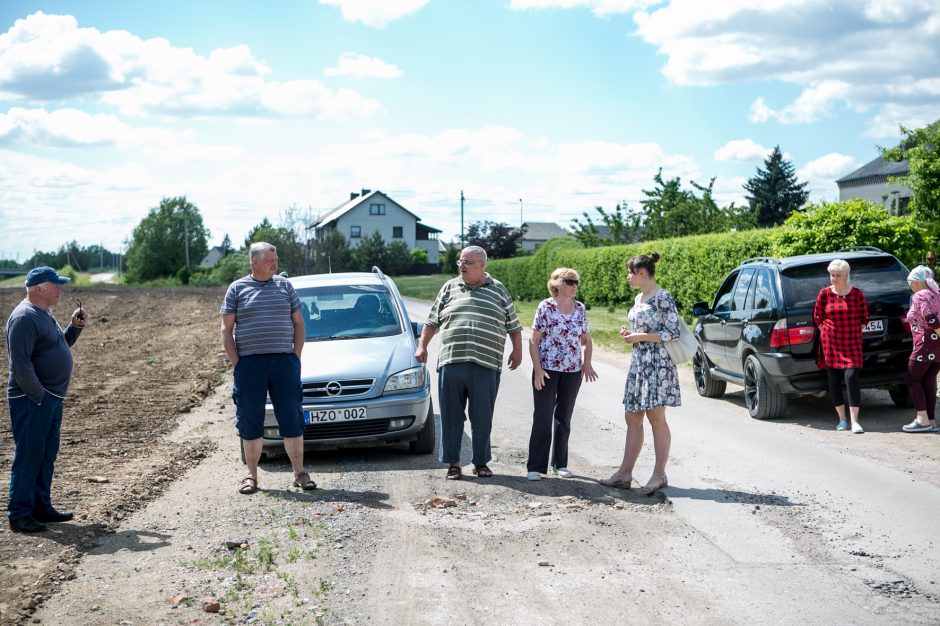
[361,188,371,196]
[350,192,359,200]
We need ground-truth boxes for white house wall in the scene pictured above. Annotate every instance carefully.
[334,198,440,263]
[838,181,912,205]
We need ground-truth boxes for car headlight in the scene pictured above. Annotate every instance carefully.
[384,366,426,392]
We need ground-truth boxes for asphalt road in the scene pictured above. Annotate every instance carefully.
[401,296,940,624]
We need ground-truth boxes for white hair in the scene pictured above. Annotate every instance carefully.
[461,245,487,266]
[249,241,276,263]
[827,259,850,274]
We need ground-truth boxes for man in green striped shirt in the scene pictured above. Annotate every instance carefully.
[415,246,523,480]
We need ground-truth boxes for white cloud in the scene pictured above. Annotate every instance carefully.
[632,1,940,135]
[318,0,430,27]
[714,138,771,162]
[509,0,657,16]
[0,107,186,147]
[0,12,380,120]
[323,53,404,79]
[797,152,858,200]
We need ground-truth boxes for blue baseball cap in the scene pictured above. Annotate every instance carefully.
[25,266,71,287]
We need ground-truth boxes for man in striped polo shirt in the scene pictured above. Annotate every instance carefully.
[415,245,523,480]
[221,242,316,494]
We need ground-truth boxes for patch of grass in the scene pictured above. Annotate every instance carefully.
[277,570,300,597]
[288,525,298,540]
[256,538,277,571]
[286,547,301,563]
[393,274,453,300]
[313,578,331,598]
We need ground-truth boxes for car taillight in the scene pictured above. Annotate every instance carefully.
[770,318,815,347]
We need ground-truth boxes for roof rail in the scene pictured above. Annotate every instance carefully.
[741,256,780,265]
[371,266,386,279]
[838,246,884,253]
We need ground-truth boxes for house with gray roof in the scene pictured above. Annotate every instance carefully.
[836,156,911,214]
[309,189,441,263]
[520,221,570,252]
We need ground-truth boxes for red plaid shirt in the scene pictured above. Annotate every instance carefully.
[813,286,869,369]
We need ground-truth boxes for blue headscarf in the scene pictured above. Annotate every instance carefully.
[908,265,940,292]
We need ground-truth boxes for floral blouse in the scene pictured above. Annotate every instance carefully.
[532,298,589,372]
[908,287,940,362]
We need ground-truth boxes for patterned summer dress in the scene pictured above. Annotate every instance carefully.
[908,286,940,363]
[623,289,681,412]
[813,286,868,369]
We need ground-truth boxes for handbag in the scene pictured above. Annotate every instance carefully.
[653,290,697,365]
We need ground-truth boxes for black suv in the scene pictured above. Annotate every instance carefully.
[691,248,913,419]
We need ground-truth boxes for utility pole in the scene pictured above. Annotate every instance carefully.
[183,213,190,270]
[519,198,523,230]
[460,190,465,247]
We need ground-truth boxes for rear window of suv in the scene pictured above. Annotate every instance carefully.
[780,257,910,309]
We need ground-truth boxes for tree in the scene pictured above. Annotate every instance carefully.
[881,118,940,224]
[220,233,233,258]
[410,247,429,265]
[570,203,641,247]
[353,230,387,271]
[245,217,306,276]
[743,146,810,227]
[464,220,522,259]
[640,171,728,240]
[125,196,209,282]
[441,241,460,272]
[384,241,413,276]
[311,228,353,274]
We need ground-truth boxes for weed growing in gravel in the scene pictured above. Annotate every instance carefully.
[288,525,298,540]
[286,547,301,563]
[276,570,300,597]
[313,578,331,598]
[305,549,319,560]
[256,538,277,571]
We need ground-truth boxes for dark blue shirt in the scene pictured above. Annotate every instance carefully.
[6,300,82,404]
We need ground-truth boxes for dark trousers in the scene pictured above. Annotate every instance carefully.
[438,362,500,466]
[826,367,860,407]
[7,394,63,521]
[906,359,940,420]
[527,370,582,473]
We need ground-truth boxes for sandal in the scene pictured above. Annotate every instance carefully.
[446,465,462,480]
[472,465,493,478]
[640,475,668,496]
[239,476,258,495]
[600,474,632,488]
[293,471,317,491]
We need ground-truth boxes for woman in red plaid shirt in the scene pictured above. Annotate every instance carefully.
[813,259,869,433]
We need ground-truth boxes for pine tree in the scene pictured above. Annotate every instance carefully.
[743,146,810,227]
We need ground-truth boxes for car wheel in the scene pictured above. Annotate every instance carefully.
[409,401,436,454]
[693,348,726,398]
[743,354,787,420]
[888,385,914,408]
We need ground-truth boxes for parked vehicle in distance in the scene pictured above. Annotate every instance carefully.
[250,267,434,461]
[691,248,913,420]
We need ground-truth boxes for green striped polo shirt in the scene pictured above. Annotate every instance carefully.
[426,273,522,372]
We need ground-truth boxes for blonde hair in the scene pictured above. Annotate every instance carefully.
[548,267,580,297]
[827,259,850,274]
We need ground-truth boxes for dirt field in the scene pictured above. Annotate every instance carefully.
[0,286,230,624]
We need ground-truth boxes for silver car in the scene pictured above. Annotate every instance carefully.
[255,268,434,459]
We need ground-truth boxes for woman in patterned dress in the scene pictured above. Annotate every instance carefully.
[526,268,598,480]
[902,265,940,433]
[813,259,869,434]
[601,252,680,495]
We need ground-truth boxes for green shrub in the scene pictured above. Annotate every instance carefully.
[210,252,249,284]
[58,265,78,282]
[772,199,927,268]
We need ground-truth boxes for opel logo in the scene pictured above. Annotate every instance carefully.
[325,381,342,396]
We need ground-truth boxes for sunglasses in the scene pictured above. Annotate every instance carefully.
[562,279,579,286]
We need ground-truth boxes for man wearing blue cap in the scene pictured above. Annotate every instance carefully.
[6,266,87,533]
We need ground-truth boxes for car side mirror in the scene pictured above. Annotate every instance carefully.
[692,302,712,316]
[412,322,424,338]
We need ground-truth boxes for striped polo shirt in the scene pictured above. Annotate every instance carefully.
[220,274,301,356]
[426,273,522,372]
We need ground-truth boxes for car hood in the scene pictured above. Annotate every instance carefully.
[299,332,418,383]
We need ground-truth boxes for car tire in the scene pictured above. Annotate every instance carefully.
[409,401,436,454]
[889,385,914,408]
[743,354,787,420]
[693,348,726,398]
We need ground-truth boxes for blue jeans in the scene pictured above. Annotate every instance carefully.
[7,393,63,521]
[438,362,500,466]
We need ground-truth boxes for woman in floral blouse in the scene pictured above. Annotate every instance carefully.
[902,265,940,433]
[813,259,869,434]
[526,267,597,481]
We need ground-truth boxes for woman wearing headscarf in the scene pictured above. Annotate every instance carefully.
[526,268,598,480]
[902,265,940,433]
[813,259,869,433]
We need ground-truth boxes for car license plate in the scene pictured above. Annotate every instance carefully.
[304,407,367,424]
[862,319,884,335]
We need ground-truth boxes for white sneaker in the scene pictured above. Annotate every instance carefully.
[555,467,574,478]
[526,471,541,481]
[852,423,864,434]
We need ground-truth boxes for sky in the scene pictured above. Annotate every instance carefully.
[1,0,938,262]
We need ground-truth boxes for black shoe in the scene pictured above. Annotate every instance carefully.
[33,509,73,523]
[9,517,47,533]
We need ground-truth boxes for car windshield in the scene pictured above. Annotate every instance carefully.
[780,257,910,308]
[296,285,401,340]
